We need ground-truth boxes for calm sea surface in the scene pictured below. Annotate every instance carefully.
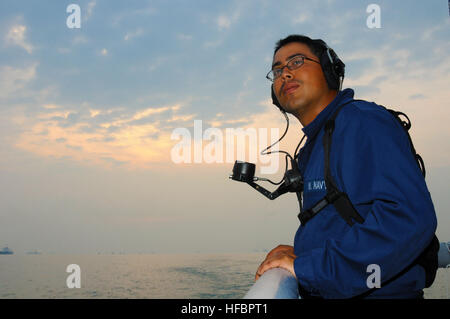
[0,253,448,299]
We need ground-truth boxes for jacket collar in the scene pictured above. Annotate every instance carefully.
[302,88,354,139]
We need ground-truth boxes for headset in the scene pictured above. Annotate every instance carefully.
[230,38,345,210]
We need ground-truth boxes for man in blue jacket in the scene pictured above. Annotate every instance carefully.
[255,35,437,298]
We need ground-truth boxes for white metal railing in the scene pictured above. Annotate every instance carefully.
[439,242,450,299]
[446,264,449,299]
[243,268,299,299]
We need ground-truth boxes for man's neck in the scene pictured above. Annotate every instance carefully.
[295,90,338,127]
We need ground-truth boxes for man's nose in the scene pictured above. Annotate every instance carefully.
[281,68,293,81]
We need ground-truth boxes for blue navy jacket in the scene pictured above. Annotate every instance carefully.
[293,88,437,298]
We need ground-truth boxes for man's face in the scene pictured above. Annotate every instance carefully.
[272,42,329,117]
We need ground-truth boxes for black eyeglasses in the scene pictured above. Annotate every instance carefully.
[266,55,320,82]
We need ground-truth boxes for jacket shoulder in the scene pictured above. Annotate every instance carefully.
[340,99,388,120]
[337,99,402,134]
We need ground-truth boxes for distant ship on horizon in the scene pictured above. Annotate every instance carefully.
[0,247,14,255]
[26,249,42,255]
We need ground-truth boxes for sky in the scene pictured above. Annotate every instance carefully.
[0,0,449,254]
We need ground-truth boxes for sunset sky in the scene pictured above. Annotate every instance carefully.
[1,0,449,254]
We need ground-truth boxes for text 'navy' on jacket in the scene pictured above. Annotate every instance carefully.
[293,88,437,299]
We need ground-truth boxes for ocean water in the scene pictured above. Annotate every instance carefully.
[0,253,448,299]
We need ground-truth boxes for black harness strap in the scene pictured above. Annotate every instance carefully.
[298,101,364,226]
[323,108,365,226]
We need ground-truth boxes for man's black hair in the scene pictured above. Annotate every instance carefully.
[274,34,324,59]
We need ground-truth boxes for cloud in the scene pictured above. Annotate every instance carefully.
[124,28,144,41]
[13,103,197,168]
[292,13,310,24]
[111,6,157,26]
[0,63,38,99]
[217,15,232,30]
[420,21,448,41]
[167,114,196,123]
[43,104,61,110]
[352,85,381,97]
[5,24,33,54]
[216,3,243,31]
[409,94,426,100]
[72,35,89,45]
[177,33,193,41]
[85,1,97,22]
[147,57,168,71]
[203,39,223,49]
[57,47,71,54]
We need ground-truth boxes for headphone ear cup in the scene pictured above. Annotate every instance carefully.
[319,49,339,90]
[271,85,284,111]
[333,55,345,82]
[328,48,345,83]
